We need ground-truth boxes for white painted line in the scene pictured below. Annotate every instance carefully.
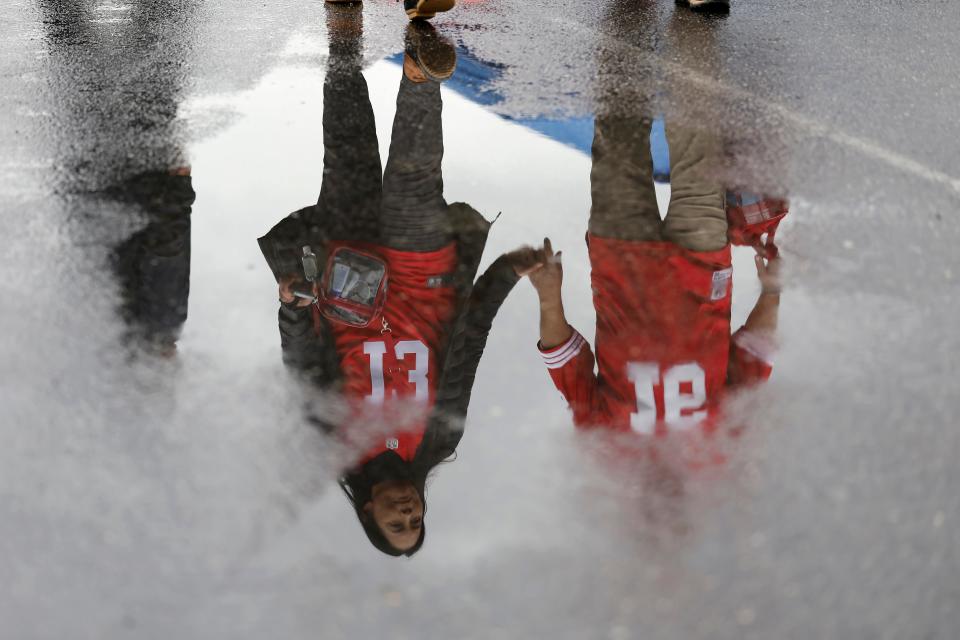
[551,15,960,196]
[663,60,960,196]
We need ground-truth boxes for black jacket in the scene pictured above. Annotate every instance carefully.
[258,203,518,467]
[110,171,194,348]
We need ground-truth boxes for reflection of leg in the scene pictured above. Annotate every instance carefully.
[37,0,92,46]
[380,76,451,252]
[662,122,727,252]
[110,172,194,348]
[588,115,662,242]
[318,6,382,240]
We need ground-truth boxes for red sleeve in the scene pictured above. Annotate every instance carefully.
[539,329,601,427]
[727,327,775,388]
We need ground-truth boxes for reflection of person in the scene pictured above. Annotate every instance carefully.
[259,13,540,556]
[38,0,195,353]
[527,117,782,438]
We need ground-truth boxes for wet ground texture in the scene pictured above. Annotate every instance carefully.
[1,1,959,638]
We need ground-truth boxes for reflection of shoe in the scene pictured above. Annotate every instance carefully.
[675,0,730,14]
[326,3,363,42]
[404,0,455,20]
[404,22,457,82]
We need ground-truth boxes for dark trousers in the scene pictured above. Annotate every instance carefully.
[317,40,452,252]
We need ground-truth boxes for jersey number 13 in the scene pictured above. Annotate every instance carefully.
[363,339,429,403]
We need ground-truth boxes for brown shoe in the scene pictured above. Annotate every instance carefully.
[675,0,730,14]
[404,0,455,21]
[404,21,456,82]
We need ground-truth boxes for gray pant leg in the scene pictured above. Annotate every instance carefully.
[316,36,382,241]
[379,77,452,253]
[588,114,663,242]
[661,122,728,252]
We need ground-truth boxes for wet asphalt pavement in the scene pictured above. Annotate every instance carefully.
[1,1,959,639]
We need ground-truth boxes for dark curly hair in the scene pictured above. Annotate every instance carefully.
[339,450,431,557]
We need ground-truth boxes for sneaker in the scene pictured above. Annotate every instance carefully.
[404,21,457,82]
[404,0,455,20]
[675,0,730,14]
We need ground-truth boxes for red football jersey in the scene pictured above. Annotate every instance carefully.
[324,241,459,463]
[541,236,773,435]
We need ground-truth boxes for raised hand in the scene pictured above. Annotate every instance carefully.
[754,248,782,295]
[528,237,563,304]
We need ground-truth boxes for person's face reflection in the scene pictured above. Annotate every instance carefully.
[365,481,424,551]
